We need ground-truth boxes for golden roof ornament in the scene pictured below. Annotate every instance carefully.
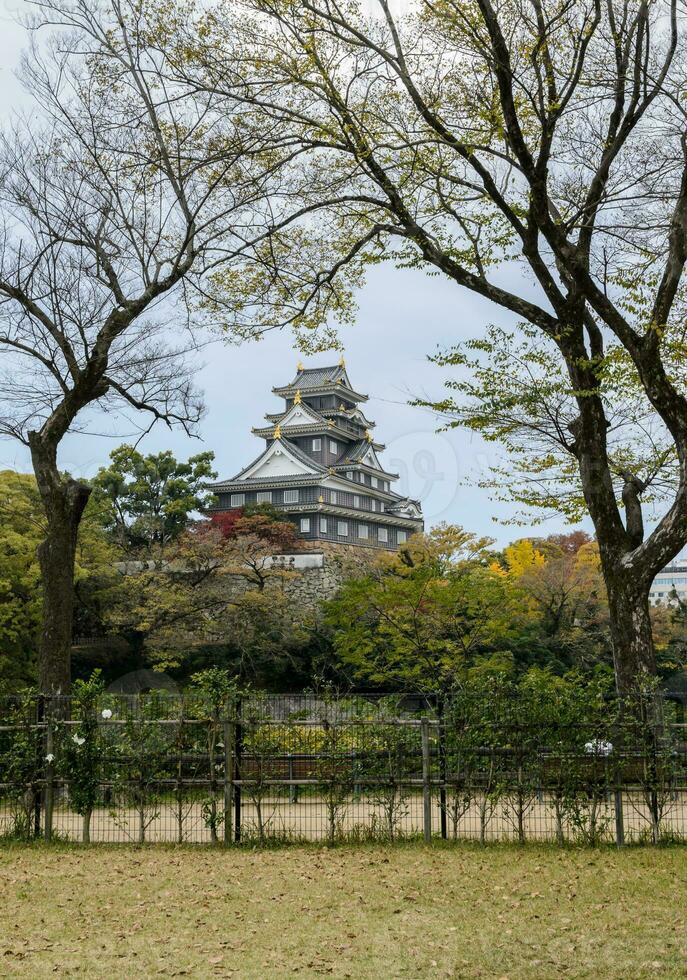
[296,360,304,371]
[328,419,334,428]
[273,423,282,440]
[294,389,302,404]
[338,354,346,368]
[318,494,324,503]
[365,429,373,443]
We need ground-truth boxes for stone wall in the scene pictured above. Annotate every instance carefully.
[221,541,374,609]
[272,543,362,607]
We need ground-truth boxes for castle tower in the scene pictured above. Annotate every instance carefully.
[208,360,423,549]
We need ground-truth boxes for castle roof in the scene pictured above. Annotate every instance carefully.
[273,364,368,402]
[288,365,347,388]
[213,436,327,487]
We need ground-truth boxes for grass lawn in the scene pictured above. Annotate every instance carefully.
[0,843,686,978]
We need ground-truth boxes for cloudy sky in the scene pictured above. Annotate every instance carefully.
[0,0,585,546]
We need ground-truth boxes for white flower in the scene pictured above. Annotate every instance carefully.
[585,739,613,756]
[101,708,113,720]
[45,753,55,763]
[72,734,86,746]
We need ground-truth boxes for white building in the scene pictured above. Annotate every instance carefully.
[649,562,687,605]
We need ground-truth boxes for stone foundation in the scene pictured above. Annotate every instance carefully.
[265,541,375,607]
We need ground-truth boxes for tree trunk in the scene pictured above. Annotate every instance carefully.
[82,809,92,844]
[30,436,91,696]
[604,576,656,697]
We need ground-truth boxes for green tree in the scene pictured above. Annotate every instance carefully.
[93,446,217,556]
[0,473,43,690]
[325,526,516,691]
[0,472,117,693]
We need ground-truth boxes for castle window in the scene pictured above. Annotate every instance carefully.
[379,502,385,512]
[358,524,368,539]
[378,527,388,543]
[300,517,310,533]
[338,521,348,536]
[320,517,327,533]
[371,499,377,512]
[353,495,360,508]
[371,476,378,488]
[256,491,272,503]
[330,439,338,454]
[284,489,299,503]
[312,438,321,451]
[230,493,245,507]
[398,530,407,543]
[330,491,337,504]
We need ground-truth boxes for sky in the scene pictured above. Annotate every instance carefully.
[0,1,586,547]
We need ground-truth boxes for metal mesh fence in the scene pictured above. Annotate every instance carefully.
[1,693,685,845]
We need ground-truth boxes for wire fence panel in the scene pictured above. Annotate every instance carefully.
[0,694,686,845]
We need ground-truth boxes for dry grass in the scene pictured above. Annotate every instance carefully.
[0,842,686,978]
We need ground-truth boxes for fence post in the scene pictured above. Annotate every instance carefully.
[421,717,432,844]
[33,695,44,839]
[288,753,298,804]
[223,715,233,845]
[614,784,625,847]
[44,719,54,843]
[437,697,448,840]
[613,749,625,847]
[233,697,242,843]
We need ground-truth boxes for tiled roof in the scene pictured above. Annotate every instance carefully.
[208,474,320,490]
[273,365,368,401]
[388,496,423,514]
[337,441,396,474]
[259,401,327,429]
[288,366,346,388]
[209,436,329,487]
[344,440,375,462]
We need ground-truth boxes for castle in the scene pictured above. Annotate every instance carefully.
[209,359,423,551]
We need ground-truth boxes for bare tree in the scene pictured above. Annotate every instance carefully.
[0,0,324,693]
[191,0,687,694]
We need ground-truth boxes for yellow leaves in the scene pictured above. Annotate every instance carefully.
[503,538,546,578]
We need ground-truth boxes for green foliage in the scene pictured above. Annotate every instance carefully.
[324,525,519,691]
[58,672,107,830]
[0,473,43,691]
[416,324,680,526]
[442,666,617,844]
[0,690,42,840]
[108,692,171,843]
[0,472,118,693]
[92,445,217,555]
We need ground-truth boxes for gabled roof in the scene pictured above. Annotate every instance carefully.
[341,441,389,469]
[388,497,423,520]
[210,437,327,487]
[264,400,326,430]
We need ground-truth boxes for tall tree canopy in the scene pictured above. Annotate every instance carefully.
[0,0,334,693]
[185,0,687,692]
[92,445,217,555]
[325,526,517,690]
